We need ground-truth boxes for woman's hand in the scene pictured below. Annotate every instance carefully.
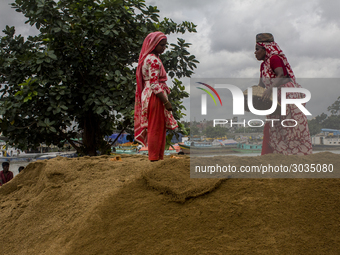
[164,101,173,111]
[156,92,173,111]
[262,87,273,100]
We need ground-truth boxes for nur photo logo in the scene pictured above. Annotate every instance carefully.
[197,82,311,116]
[195,81,312,128]
[196,82,222,115]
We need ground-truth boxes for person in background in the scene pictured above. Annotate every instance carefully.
[254,33,312,155]
[18,166,25,173]
[134,31,178,161]
[0,162,14,186]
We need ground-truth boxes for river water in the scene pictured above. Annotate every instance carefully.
[188,149,340,158]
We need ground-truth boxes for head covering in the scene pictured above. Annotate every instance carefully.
[256,33,274,43]
[136,32,167,97]
[256,33,297,85]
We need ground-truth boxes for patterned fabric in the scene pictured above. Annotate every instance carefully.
[256,33,274,42]
[257,41,312,155]
[134,32,178,146]
[136,32,168,96]
[0,170,13,185]
[147,93,166,161]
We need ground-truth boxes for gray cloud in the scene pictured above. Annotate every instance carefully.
[318,0,340,25]
[0,0,39,38]
[146,0,340,79]
[1,0,339,119]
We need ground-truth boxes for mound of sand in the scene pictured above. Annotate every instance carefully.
[143,159,224,202]
[0,153,339,254]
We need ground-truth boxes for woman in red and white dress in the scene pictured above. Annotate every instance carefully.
[254,33,312,155]
[134,32,178,161]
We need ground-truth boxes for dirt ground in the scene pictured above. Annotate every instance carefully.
[0,153,339,255]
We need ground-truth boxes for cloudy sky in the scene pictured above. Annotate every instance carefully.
[1,0,340,120]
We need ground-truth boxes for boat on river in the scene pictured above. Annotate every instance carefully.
[231,143,262,153]
[0,150,77,162]
[138,144,181,155]
[115,146,138,154]
[179,140,238,154]
[114,142,139,154]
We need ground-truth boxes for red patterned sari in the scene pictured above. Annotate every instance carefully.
[134,32,177,159]
[257,41,312,155]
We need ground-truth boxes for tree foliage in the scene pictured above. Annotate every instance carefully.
[308,107,340,136]
[327,96,340,115]
[234,126,264,133]
[0,0,198,155]
[307,112,326,136]
[321,115,340,130]
[203,126,228,138]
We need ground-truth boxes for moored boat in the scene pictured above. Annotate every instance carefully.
[231,143,262,153]
[179,140,238,154]
[114,142,139,154]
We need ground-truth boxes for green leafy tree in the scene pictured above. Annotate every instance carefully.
[315,113,328,123]
[321,115,340,130]
[234,126,263,133]
[177,120,190,135]
[308,108,340,136]
[190,125,200,136]
[308,112,327,136]
[204,126,228,138]
[324,97,340,130]
[0,0,198,155]
[308,119,322,136]
[328,96,340,115]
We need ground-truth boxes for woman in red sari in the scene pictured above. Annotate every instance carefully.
[254,33,312,155]
[134,32,178,161]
